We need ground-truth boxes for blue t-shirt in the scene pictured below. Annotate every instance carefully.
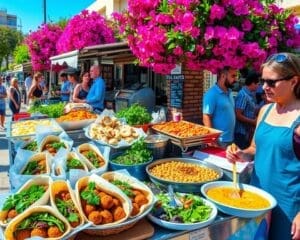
[60,81,71,101]
[235,86,257,135]
[203,84,235,143]
[86,77,105,110]
[0,85,7,109]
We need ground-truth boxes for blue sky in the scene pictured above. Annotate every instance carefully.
[0,0,94,34]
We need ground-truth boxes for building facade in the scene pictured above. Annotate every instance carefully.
[0,9,17,29]
[87,0,127,18]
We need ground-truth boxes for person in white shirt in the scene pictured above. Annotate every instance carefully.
[24,73,32,104]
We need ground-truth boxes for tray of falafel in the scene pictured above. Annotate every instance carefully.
[84,109,147,148]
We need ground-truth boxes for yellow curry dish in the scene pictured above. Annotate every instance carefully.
[206,187,270,209]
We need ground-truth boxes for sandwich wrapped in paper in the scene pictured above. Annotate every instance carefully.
[4,205,71,240]
[75,174,131,227]
[102,171,154,217]
[21,152,51,175]
[0,176,52,227]
[50,180,85,229]
[39,135,71,156]
[77,143,108,171]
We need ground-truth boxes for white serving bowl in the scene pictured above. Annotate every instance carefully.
[201,181,277,218]
[148,196,217,231]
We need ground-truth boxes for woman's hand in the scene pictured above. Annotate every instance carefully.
[226,143,247,163]
[292,212,300,240]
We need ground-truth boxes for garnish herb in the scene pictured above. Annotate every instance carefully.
[55,198,79,223]
[80,182,100,205]
[112,180,134,197]
[86,151,100,168]
[51,142,66,150]
[66,158,83,170]
[2,185,46,213]
[17,212,65,233]
[22,161,45,175]
[23,141,38,151]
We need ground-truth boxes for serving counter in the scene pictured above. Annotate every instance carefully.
[5,121,267,240]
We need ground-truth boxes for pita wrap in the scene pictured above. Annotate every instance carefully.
[0,176,52,227]
[40,135,70,155]
[66,151,88,172]
[75,174,132,227]
[77,143,108,171]
[50,180,85,229]
[4,205,71,240]
[102,171,154,217]
[20,152,50,175]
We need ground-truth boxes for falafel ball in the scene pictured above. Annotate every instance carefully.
[88,211,102,225]
[100,194,114,209]
[48,226,63,238]
[113,206,126,221]
[84,204,96,216]
[31,228,48,238]
[15,229,31,240]
[134,194,148,206]
[7,209,18,219]
[100,210,113,224]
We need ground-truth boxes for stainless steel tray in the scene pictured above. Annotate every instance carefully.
[146,158,223,193]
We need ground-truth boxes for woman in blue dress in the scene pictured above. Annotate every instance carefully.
[227,52,300,240]
[72,71,90,103]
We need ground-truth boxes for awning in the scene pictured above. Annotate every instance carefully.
[50,50,79,69]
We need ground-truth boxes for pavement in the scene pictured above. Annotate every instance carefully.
[0,102,28,193]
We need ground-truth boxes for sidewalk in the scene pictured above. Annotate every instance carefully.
[0,102,28,193]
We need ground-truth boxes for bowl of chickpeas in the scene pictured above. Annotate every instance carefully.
[146,158,223,192]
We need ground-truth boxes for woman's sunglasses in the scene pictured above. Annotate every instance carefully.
[260,75,294,88]
[266,53,289,63]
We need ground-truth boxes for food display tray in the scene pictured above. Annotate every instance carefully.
[151,121,222,151]
[7,118,64,139]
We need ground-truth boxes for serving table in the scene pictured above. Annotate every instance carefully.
[5,119,267,240]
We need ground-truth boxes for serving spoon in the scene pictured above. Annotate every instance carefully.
[168,185,183,207]
[230,144,240,198]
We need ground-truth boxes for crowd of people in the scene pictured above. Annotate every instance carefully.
[203,52,299,240]
[0,64,106,131]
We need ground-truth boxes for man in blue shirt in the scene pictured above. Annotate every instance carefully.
[234,71,260,149]
[202,67,238,148]
[60,72,71,102]
[85,65,105,112]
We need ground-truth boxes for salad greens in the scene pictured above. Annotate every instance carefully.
[86,151,100,168]
[17,212,65,233]
[22,161,45,175]
[28,102,65,118]
[153,193,212,223]
[23,141,38,151]
[112,139,152,165]
[2,185,46,213]
[80,182,100,205]
[50,142,66,150]
[116,104,152,125]
[66,158,83,171]
[55,198,79,223]
[112,180,134,198]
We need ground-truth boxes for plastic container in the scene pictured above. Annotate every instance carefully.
[13,112,31,121]
[144,134,169,160]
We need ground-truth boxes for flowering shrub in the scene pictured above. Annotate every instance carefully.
[25,24,63,71]
[113,0,300,74]
[57,10,115,53]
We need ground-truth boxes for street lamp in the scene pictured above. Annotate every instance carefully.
[43,0,47,24]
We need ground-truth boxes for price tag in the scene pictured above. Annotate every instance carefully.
[189,228,210,240]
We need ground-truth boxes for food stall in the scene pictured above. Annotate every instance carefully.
[3,105,275,240]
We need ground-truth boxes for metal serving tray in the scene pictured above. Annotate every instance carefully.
[152,121,222,151]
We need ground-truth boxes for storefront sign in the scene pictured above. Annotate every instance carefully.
[166,74,184,108]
